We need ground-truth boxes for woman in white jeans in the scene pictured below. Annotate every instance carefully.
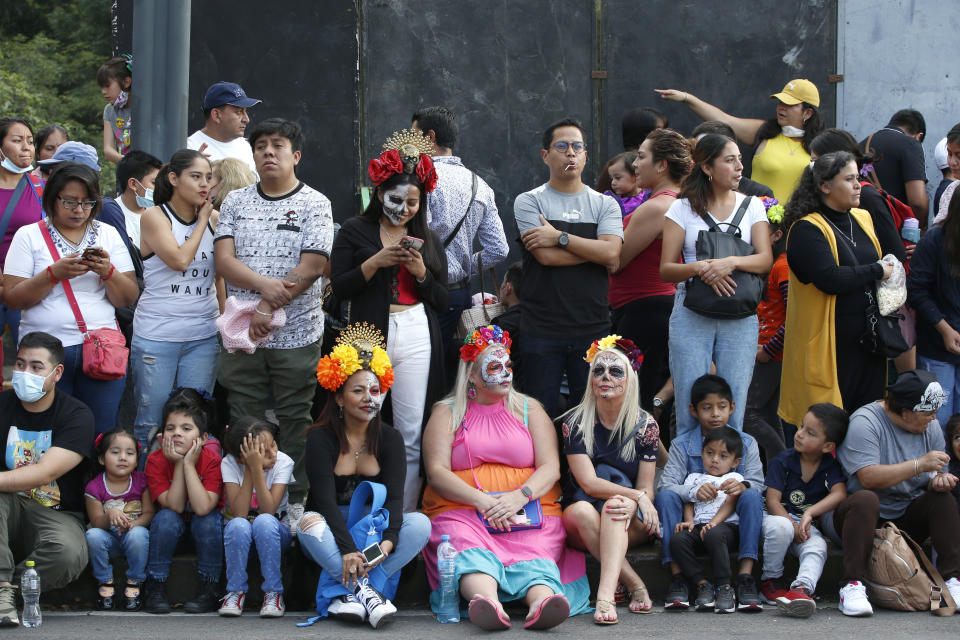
[330,129,448,510]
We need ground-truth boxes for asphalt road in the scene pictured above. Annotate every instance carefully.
[11,605,959,639]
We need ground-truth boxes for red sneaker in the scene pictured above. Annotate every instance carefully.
[758,578,789,605]
[776,586,816,618]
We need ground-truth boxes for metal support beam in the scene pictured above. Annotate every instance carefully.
[132,0,191,162]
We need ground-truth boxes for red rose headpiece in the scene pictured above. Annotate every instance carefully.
[366,128,438,193]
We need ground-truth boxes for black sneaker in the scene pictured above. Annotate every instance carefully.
[715,584,736,614]
[694,581,715,611]
[353,577,397,629]
[143,578,170,614]
[736,574,763,611]
[664,574,690,610]
[184,579,220,613]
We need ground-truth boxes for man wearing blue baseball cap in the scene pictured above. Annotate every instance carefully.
[187,81,261,173]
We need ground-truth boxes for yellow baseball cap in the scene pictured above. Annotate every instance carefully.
[770,79,820,107]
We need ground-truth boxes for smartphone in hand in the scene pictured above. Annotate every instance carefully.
[400,236,424,251]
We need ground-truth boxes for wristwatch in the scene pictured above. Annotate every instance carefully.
[652,397,664,409]
[520,485,533,502]
[557,232,569,248]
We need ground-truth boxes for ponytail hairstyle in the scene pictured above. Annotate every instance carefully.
[153,149,210,206]
[93,428,140,472]
[645,128,694,183]
[810,128,876,187]
[679,133,734,216]
[223,416,278,461]
[782,150,855,230]
[96,55,133,90]
[755,103,825,154]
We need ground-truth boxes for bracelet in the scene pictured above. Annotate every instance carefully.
[101,264,116,282]
[914,458,920,477]
[46,266,59,284]
[254,308,273,317]
[416,274,427,284]
[634,490,647,504]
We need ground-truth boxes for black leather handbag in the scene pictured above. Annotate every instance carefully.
[682,197,765,319]
[860,285,908,357]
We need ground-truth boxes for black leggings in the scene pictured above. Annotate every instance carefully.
[612,294,673,412]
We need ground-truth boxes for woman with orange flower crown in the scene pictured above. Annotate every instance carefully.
[559,334,661,624]
[330,129,448,512]
[297,323,431,628]
[421,325,591,631]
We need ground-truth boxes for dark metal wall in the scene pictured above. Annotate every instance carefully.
[116,0,837,241]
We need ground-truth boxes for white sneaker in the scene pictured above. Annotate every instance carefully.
[354,578,397,629]
[218,591,245,616]
[285,502,305,536]
[838,581,873,617]
[260,591,285,618]
[945,577,960,608]
[328,594,366,623]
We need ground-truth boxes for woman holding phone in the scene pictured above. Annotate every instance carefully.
[330,129,448,511]
[131,149,220,453]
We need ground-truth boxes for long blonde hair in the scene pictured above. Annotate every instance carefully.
[211,157,256,209]
[560,348,647,462]
[436,348,531,432]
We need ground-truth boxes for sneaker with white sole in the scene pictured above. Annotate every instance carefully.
[0,585,18,627]
[838,581,873,617]
[328,594,366,623]
[218,591,245,617]
[353,577,397,628]
[945,577,960,609]
[260,592,285,618]
[775,584,816,618]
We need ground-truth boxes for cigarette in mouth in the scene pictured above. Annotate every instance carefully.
[565,162,576,171]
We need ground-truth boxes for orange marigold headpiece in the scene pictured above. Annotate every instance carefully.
[316,323,394,393]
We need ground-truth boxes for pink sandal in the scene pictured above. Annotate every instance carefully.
[524,594,570,630]
[468,596,511,631]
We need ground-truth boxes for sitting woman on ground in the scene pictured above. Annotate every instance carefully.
[422,325,590,631]
[3,162,138,435]
[833,370,960,616]
[560,335,661,624]
[132,149,219,454]
[297,324,431,629]
[657,79,825,202]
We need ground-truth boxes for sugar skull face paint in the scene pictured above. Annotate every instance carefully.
[381,184,417,226]
[341,370,383,420]
[591,351,626,400]
[479,345,513,390]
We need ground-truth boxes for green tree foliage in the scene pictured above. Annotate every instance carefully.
[0,1,117,193]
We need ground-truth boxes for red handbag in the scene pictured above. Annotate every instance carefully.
[37,221,129,380]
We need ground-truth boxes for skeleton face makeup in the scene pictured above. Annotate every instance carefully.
[341,370,383,420]
[479,346,513,391]
[381,185,412,226]
[591,351,627,400]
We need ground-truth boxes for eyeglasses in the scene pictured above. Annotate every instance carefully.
[58,197,97,211]
[552,141,585,153]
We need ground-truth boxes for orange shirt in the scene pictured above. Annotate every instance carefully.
[757,253,789,360]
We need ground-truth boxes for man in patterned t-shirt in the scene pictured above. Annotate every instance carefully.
[214,119,333,528]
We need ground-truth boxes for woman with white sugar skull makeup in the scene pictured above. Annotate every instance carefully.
[421,325,591,630]
[559,335,661,624]
[330,129,449,512]
[297,323,431,628]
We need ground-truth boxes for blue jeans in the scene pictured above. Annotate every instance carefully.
[297,511,431,579]
[224,514,292,593]
[654,487,763,567]
[57,343,126,437]
[0,305,21,346]
[85,525,149,583]
[132,334,219,453]
[514,330,594,418]
[917,355,960,433]
[147,508,223,581]
[668,285,758,435]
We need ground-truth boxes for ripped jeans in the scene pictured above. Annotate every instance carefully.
[131,334,219,456]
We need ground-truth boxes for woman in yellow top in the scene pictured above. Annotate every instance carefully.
[778,151,894,429]
[656,79,824,202]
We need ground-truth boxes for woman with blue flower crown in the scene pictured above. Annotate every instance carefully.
[422,325,590,631]
[560,334,662,624]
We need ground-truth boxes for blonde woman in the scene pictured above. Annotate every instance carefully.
[209,158,256,211]
[421,325,590,631]
[560,335,660,624]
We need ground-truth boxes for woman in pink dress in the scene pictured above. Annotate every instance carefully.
[421,325,590,630]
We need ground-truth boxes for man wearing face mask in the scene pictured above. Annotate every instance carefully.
[0,332,94,626]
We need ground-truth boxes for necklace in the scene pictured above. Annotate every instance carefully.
[380,224,404,245]
[824,213,857,248]
[353,445,367,464]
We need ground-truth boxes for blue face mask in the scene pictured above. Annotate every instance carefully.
[11,370,52,403]
[0,151,32,175]
[134,181,154,208]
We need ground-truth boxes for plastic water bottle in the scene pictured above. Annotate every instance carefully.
[901,218,920,244]
[21,561,40,628]
[437,535,460,623]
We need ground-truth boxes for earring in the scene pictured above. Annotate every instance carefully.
[467,381,477,400]
[337,404,344,418]
[708,174,713,182]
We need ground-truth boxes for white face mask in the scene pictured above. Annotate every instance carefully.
[0,150,33,175]
[781,125,805,138]
[11,370,53,403]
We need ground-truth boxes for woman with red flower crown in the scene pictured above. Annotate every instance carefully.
[421,325,592,631]
[559,335,662,624]
[330,129,448,512]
